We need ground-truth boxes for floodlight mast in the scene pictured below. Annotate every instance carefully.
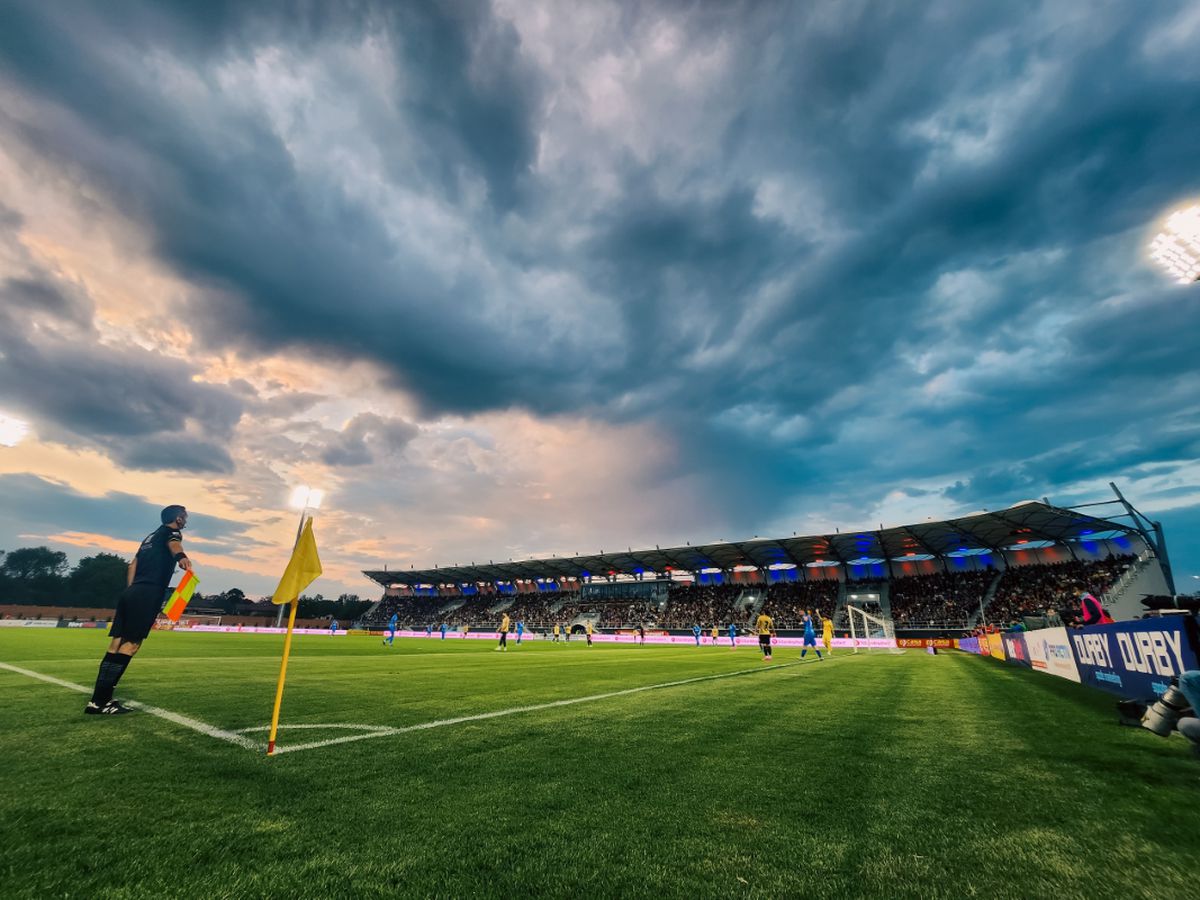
[1149,204,1200,284]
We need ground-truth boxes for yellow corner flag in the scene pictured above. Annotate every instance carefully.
[266,517,322,755]
[270,517,322,605]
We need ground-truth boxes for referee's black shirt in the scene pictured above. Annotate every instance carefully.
[131,525,183,592]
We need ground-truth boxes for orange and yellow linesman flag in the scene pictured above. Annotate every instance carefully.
[162,570,199,622]
[270,517,322,605]
[266,517,322,755]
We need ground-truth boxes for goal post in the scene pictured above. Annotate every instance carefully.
[845,604,898,653]
[179,614,222,627]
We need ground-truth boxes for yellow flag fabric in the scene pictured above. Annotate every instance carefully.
[271,518,323,605]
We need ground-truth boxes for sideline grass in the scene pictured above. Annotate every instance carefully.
[2,629,1198,898]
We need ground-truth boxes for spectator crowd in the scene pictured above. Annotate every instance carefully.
[983,555,1134,626]
[889,570,997,627]
[359,556,1138,634]
[756,580,839,629]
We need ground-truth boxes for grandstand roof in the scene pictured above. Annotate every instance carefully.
[362,500,1140,589]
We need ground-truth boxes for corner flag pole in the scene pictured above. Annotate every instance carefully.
[266,595,300,756]
[264,509,323,756]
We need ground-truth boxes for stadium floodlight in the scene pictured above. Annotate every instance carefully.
[289,485,325,510]
[1148,204,1200,284]
[0,412,29,447]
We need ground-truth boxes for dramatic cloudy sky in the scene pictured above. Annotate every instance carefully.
[1,0,1198,598]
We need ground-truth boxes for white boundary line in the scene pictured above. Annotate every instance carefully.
[2,652,865,756]
[0,661,258,751]
[271,660,817,755]
[235,723,392,734]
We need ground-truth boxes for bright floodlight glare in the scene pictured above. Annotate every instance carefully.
[289,485,324,510]
[0,412,29,447]
[1149,204,1200,284]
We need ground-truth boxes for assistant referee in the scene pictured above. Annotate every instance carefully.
[85,505,192,715]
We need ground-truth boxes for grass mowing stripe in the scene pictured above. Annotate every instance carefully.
[0,660,259,751]
[272,658,821,755]
[5,632,1200,898]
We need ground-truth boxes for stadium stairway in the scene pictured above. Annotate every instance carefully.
[547,596,574,615]
[877,580,894,621]
[1102,551,1171,620]
[739,588,767,622]
[832,581,849,627]
[967,571,1005,629]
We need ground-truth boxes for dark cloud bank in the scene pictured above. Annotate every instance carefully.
[0,1,1198,551]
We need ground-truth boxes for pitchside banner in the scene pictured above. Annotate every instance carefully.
[986,633,1006,661]
[1001,632,1032,669]
[1068,618,1199,699]
[897,638,955,649]
[1024,627,1081,682]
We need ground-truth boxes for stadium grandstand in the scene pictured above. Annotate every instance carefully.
[362,490,1174,636]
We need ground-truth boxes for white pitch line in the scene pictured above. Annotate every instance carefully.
[0,661,259,751]
[271,660,807,755]
[1,653,864,757]
[235,723,392,734]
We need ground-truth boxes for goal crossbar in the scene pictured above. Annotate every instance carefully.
[845,604,900,653]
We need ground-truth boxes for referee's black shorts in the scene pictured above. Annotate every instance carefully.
[109,583,164,643]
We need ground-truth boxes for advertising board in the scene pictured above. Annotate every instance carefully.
[1001,632,1032,668]
[0,619,59,628]
[1024,626,1081,682]
[1069,617,1199,699]
[986,632,1006,661]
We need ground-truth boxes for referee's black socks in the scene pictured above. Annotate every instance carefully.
[90,652,133,706]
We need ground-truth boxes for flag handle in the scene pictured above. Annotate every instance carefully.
[266,596,300,756]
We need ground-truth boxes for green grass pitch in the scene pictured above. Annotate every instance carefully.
[2,629,1198,898]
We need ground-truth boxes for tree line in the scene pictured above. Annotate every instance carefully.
[0,546,371,620]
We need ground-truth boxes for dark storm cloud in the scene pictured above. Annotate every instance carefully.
[0,251,245,475]
[0,473,260,552]
[0,0,547,415]
[1,0,1199,548]
[3,276,92,326]
[0,311,239,441]
[584,182,791,368]
[320,412,419,467]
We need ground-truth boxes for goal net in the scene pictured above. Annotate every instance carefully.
[845,604,899,653]
[178,614,222,627]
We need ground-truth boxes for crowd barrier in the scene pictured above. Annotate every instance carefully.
[0,617,897,648]
[961,617,1199,700]
[896,638,955,649]
[184,625,348,636]
[0,618,109,628]
[375,629,898,649]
